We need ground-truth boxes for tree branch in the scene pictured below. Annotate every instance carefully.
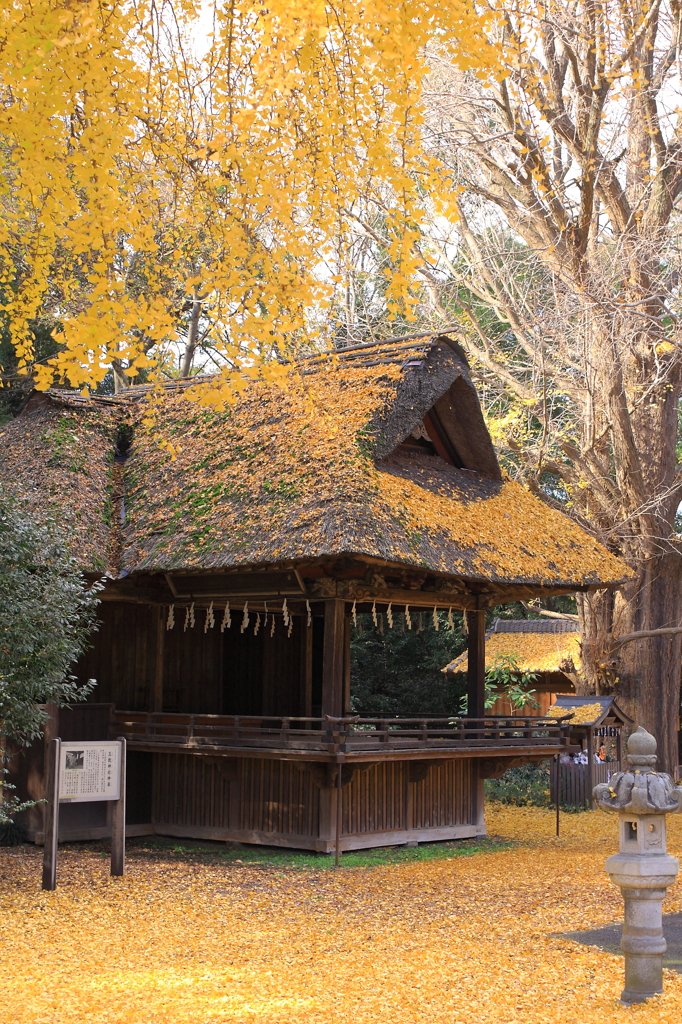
[611,626,682,650]
[521,602,579,622]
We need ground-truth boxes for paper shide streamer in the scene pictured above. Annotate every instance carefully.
[240,602,249,633]
[433,606,439,631]
[166,604,175,630]
[387,603,393,629]
[405,605,412,630]
[221,601,231,631]
[351,600,357,628]
[205,601,215,633]
[372,601,377,627]
[184,603,195,631]
[306,600,312,628]
[254,612,261,635]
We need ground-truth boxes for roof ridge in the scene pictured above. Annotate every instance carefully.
[492,618,578,634]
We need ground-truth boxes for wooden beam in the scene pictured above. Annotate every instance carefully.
[465,609,486,718]
[344,613,351,715]
[322,599,346,719]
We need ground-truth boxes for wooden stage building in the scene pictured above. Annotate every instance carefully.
[3,334,629,851]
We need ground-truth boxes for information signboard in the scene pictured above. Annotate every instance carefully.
[59,741,121,803]
[42,737,126,891]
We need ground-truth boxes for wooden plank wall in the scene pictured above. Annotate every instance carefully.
[78,602,310,717]
[223,615,305,716]
[550,760,621,808]
[239,758,319,836]
[343,762,405,834]
[148,754,474,842]
[164,616,223,714]
[262,618,304,716]
[153,753,234,830]
[151,754,320,837]
[411,760,472,829]
[77,603,158,710]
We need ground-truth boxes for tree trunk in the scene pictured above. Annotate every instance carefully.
[180,298,202,378]
[111,358,128,394]
[578,552,682,772]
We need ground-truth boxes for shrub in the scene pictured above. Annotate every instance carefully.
[485,761,552,807]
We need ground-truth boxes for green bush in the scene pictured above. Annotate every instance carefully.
[485,761,552,806]
[485,760,591,811]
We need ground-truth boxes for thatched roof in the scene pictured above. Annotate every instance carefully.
[0,334,631,596]
[444,619,582,675]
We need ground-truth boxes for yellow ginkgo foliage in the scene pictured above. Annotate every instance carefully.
[0,1,498,398]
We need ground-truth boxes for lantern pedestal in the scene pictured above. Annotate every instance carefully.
[593,726,682,1005]
[604,850,679,1003]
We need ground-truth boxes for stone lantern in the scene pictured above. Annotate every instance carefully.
[593,726,682,1004]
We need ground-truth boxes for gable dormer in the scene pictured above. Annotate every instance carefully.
[369,334,501,480]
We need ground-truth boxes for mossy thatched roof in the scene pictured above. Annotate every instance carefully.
[0,335,632,595]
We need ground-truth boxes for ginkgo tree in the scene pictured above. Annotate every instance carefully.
[0,0,497,402]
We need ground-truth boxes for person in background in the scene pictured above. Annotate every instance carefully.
[597,743,606,761]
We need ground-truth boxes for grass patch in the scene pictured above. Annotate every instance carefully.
[118,833,514,870]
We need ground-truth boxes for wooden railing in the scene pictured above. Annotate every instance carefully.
[112,710,573,753]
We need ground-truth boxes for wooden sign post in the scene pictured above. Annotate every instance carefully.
[42,737,126,891]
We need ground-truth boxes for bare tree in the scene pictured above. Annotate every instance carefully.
[319,1,682,766]
[400,0,682,768]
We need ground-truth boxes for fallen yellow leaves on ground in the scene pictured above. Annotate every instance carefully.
[3,805,682,1024]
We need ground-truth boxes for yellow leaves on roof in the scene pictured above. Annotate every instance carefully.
[545,702,604,725]
[377,470,630,584]
[447,631,582,674]
[121,359,635,582]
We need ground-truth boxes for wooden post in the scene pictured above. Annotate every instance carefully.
[335,757,343,866]
[111,738,126,876]
[41,703,59,837]
[554,754,560,836]
[471,759,486,834]
[318,784,337,854]
[586,727,594,809]
[42,738,61,892]
[153,606,165,712]
[322,599,345,720]
[465,609,487,719]
[343,613,351,715]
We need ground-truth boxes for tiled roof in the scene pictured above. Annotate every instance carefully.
[491,617,578,634]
